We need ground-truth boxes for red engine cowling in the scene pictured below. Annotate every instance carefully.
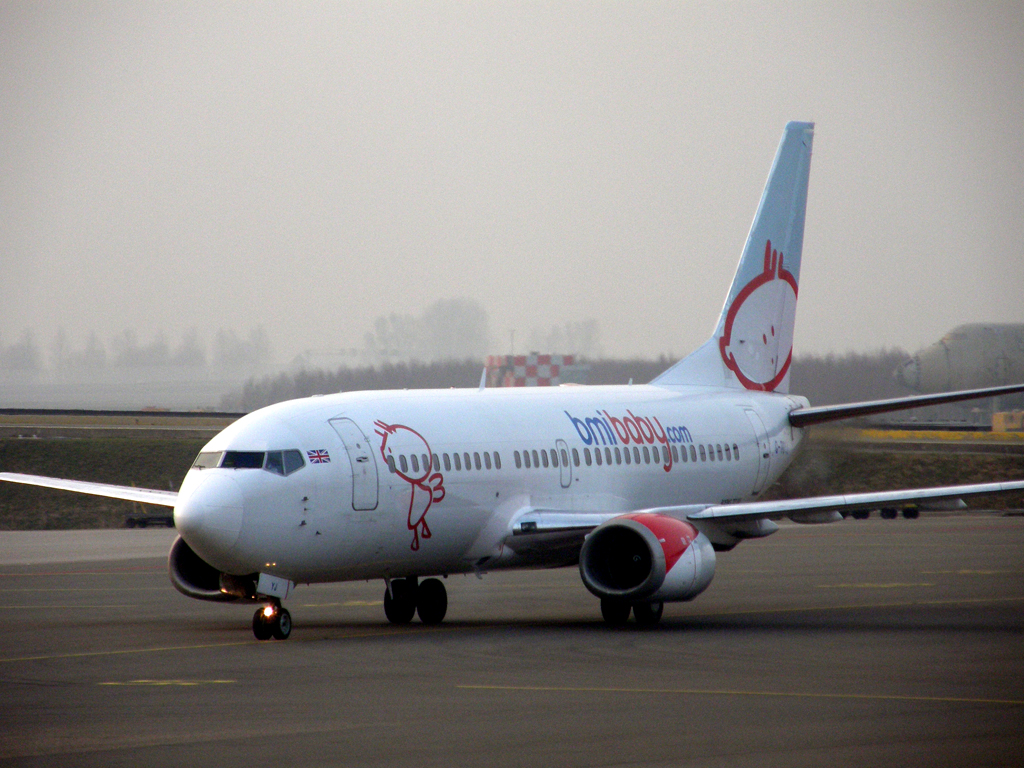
[578,514,716,602]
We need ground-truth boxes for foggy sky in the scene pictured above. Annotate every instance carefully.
[2,2,1022,365]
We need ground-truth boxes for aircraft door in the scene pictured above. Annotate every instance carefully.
[329,418,379,511]
[743,409,771,496]
[556,439,572,488]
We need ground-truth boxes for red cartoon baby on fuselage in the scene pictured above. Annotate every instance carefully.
[374,420,445,551]
[718,240,798,392]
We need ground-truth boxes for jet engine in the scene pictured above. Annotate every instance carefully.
[168,535,256,602]
[578,514,716,602]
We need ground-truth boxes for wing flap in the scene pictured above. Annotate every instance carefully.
[0,472,178,507]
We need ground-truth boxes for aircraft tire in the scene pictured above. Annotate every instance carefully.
[252,609,273,641]
[416,578,448,625]
[600,598,631,626]
[272,608,292,640]
[633,601,664,626]
[384,579,417,624]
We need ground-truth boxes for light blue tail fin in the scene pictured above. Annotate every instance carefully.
[653,121,814,393]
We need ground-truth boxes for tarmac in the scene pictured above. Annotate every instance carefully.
[1,516,1022,767]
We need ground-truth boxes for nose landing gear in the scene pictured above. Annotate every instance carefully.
[252,600,292,640]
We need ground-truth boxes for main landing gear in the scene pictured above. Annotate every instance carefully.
[252,600,292,641]
[384,576,448,625]
[600,598,664,627]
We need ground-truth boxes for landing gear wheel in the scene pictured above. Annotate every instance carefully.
[416,578,448,625]
[252,608,273,641]
[384,578,417,624]
[633,601,664,626]
[272,607,292,640]
[600,598,631,626]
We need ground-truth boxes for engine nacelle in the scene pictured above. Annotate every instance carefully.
[579,514,716,603]
[168,535,256,602]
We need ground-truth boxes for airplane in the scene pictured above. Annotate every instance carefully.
[4,121,1024,641]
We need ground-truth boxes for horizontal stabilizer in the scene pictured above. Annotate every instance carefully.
[788,382,1024,427]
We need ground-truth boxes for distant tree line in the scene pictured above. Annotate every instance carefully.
[0,328,271,374]
[222,349,911,412]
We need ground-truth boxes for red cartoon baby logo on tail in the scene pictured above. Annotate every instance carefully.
[374,420,445,551]
[718,240,798,392]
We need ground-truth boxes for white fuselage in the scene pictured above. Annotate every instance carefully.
[173,384,807,585]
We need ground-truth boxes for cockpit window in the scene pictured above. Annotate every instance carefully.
[263,449,305,476]
[192,451,224,469]
[222,451,266,469]
[283,449,304,475]
[264,451,286,475]
[193,449,306,474]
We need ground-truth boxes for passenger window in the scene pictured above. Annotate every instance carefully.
[550,449,558,468]
[532,450,540,468]
[432,453,440,471]
[411,454,420,473]
[422,454,430,472]
[708,445,715,462]
[400,455,409,473]
[541,450,549,469]
[724,445,731,461]
[524,451,531,469]
[595,448,603,466]
[474,452,482,470]
[663,446,671,463]
[652,447,660,464]
[624,447,631,465]
[454,453,462,471]
[464,453,471,470]
[690,445,697,462]
[387,455,397,473]
[633,446,641,464]
[584,448,592,466]
[443,453,452,471]
[560,449,569,467]
[572,448,580,467]
[494,452,502,470]
[484,452,492,470]
[671,445,679,462]
[614,447,622,465]
[733,444,739,460]
[284,450,304,475]
[717,445,724,461]
[699,445,706,461]
[514,451,522,468]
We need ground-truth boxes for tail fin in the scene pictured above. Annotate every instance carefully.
[653,121,814,392]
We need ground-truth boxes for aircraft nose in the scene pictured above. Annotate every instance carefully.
[174,474,245,558]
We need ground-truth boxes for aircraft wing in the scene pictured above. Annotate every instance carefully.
[687,479,1024,523]
[0,472,178,507]
[505,479,1024,557]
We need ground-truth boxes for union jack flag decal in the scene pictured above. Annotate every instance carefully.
[306,449,331,464]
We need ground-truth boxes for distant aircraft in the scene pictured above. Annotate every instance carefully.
[897,324,1024,393]
[4,122,1024,640]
